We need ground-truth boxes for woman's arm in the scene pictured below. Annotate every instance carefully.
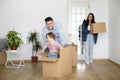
[82,20,90,34]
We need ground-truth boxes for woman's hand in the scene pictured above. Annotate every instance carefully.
[90,30,93,34]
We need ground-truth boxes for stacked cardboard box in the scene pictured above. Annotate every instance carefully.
[0,51,6,65]
[66,44,77,67]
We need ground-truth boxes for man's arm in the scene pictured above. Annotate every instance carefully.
[57,25,66,47]
[42,28,47,46]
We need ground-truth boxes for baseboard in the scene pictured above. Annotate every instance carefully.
[4,58,120,66]
[78,58,108,61]
[7,59,31,63]
[78,58,120,67]
[93,58,108,61]
[108,59,120,66]
[6,59,46,63]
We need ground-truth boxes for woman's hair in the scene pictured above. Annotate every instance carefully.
[46,32,55,40]
[84,13,95,26]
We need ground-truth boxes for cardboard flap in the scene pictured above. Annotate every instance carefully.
[38,52,58,62]
[39,57,58,62]
[40,52,48,57]
[59,47,69,59]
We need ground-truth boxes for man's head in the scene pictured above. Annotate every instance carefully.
[45,17,54,30]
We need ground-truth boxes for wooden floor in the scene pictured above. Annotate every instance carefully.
[0,60,120,80]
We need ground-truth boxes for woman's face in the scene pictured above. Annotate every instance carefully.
[88,14,93,21]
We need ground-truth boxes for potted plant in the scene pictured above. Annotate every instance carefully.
[6,30,23,50]
[27,31,42,62]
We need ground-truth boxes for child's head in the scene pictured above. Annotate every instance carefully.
[46,32,55,42]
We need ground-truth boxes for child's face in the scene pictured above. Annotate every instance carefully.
[46,35,54,42]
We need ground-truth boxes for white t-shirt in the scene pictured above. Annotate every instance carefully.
[88,25,90,30]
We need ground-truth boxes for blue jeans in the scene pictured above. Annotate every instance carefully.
[63,44,66,48]
[48,53,58,58]
[83,34,94,64]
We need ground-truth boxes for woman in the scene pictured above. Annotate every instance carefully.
[82,13,98,64]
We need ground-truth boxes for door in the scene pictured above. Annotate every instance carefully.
[68,2,90,60]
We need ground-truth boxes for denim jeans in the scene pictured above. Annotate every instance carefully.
[48,53,58,58]
[83,34,94,64]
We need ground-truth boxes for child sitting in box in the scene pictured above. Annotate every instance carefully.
[40,32,63,58]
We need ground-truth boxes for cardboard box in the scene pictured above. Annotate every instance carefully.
[90,22,106,34]
[66,44,77,67]
[0,51,6,65]
[39,46,72,78]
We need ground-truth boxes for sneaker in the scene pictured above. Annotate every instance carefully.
[90,61,93,63]
[86,62,89,64]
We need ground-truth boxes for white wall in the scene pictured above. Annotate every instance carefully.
[108,0,120,64]
[0,0,68,60]
[0,0,109,60]
[90,0,108,59]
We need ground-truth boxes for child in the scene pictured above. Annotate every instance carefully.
[40,32,63,58]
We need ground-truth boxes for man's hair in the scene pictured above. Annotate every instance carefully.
[45,17,53,22]
[46,32,55,40]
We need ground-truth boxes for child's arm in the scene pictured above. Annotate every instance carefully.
[40,45,47,53]
[60,45,63,49]
[57,42,63,49]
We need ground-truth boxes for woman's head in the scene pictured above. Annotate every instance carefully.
[87,13,95,23]
[84,13,95,26]
[46,32,55,42]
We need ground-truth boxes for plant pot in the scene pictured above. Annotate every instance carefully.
[10,46,17,50]
[31,56,38,63]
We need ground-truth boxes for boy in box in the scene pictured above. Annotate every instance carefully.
[40,32,63,58]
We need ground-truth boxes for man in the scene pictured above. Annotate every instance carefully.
[42,17,66,48]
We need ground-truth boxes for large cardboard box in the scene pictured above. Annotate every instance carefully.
[0,51,6,65]
[39,47,72,78]
[90,22,106,34]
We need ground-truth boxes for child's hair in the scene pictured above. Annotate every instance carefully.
[46,32,55,40]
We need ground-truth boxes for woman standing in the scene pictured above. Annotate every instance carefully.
[82,13,98,64]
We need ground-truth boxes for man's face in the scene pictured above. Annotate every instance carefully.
[45,20,54,29]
